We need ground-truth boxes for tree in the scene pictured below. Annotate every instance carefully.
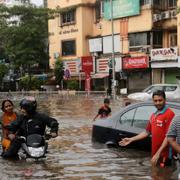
[54,57,64,87]
[0,5,57,89]
[0,64,8,86]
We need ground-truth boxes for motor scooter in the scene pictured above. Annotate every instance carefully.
[18,134,51,160]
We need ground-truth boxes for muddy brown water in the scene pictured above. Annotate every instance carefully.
[0,94,178,179]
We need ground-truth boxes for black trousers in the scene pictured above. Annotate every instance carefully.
[1,138,22,159]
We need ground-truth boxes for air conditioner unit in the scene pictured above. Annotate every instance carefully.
[153,14,158,22]
[170,10,176,18]
[153,14,162,22]
[161,11,170,19]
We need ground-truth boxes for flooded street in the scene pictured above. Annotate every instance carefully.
[0,94,178,179]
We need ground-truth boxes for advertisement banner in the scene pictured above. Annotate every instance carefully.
[63,59,81,75]
[104,0,140,20]
[151,47,178,61]
[81,56,93,74]
[123,56,149,69]
[89,38,102,52]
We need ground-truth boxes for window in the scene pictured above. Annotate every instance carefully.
[153,0,163,10]
[61,9,75,26]
[168,0,177,8]
[129,32,150,48]
[120,109,136,126]
[144,85,164,94]
[169,33,177,47]
[154,0,161,6]
[133,106,156,128]
[153,31,163,47]
[140,0,152,6]
[95,1,101,22]
[164,86,177,92]
[62,40,76,56]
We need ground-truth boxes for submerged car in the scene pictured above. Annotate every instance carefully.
[127,84,180,101]
[92,101,180,151]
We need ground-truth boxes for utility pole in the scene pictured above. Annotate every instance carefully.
[110,0,116,100]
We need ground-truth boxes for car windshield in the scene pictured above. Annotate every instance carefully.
[143,85,164,94]
[143,85,177,94]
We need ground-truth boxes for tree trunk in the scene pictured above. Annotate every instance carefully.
[28,64,31,91]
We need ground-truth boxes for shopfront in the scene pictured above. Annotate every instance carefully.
[122,56,151,93]
[151,47,180,84]
[91,57,122,91]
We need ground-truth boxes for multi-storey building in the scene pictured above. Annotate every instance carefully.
[48,0,179,92]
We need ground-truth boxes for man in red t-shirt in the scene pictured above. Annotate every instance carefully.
[119,90,175,167]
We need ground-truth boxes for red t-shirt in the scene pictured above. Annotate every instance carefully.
[146,106,175,159]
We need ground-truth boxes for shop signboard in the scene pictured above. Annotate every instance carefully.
[97,57,122,73]
[89,38,102,52]
[81,56,93,92]
[97,59,109,73]
[63,59,81,75]
[104,0,140,20]
[102,35,122,54]
[81,56,93,74]
[123,56,149,69]
[151,47,178,61]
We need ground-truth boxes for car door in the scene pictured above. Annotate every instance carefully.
[116,104,156,151]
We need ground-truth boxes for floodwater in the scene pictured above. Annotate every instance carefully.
[0,94,178,180]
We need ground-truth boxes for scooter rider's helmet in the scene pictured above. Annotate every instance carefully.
[20,96,37,114]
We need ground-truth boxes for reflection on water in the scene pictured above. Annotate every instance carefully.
[0,94,178,179]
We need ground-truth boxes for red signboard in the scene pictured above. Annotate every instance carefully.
[123,56,149,69]
[81,56,93,74]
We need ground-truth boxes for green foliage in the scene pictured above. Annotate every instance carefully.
[0,64,8,83]
[0,5,58,71]
[54,57,64,85]
[67,80,78,90]
[19,75,45,90]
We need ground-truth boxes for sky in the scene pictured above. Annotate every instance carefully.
[30,0,43,7]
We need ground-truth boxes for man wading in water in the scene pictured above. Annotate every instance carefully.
[119,90,175,167]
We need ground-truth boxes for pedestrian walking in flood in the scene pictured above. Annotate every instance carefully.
[93,98,111,121]
[119,90,175,167]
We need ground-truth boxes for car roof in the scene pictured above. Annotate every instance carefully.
[150,84,178,86]
[93,101,180,127]
[125,101,180,109]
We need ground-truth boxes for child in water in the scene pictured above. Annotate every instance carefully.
[93,98,111,121]
[1,100,17,153]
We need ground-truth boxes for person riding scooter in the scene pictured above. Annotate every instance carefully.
[2,96,59,159]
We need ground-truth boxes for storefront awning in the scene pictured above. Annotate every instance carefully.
[91,73,109,79]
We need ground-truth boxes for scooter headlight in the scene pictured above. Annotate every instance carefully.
[28,147,45,158]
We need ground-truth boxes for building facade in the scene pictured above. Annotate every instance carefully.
[48,0,179,92]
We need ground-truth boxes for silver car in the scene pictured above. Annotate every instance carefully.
[128,84,180,101]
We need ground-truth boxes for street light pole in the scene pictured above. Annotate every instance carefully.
[110,0,116,100]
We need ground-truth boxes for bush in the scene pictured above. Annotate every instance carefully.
[19,76,45,90]
[66,80,78,90]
